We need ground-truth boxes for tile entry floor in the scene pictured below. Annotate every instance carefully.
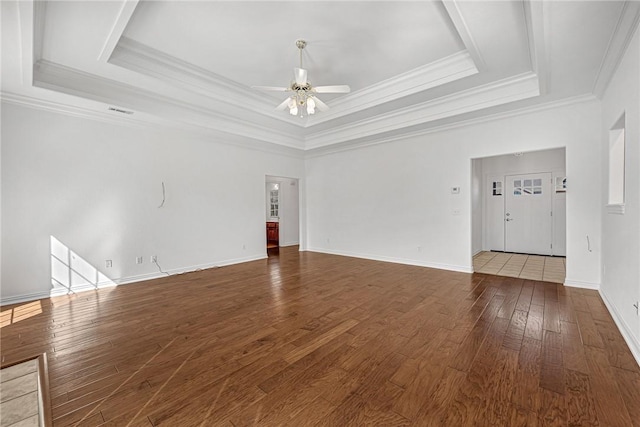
[0,359,40,427]
[473,251,566,283]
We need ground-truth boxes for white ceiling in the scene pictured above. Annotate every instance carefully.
[124,1,465,92]
[1,0,638,153]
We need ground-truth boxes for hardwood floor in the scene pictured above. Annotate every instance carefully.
[1,247,639,426]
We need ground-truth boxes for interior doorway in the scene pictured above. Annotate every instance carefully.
[265,176,300,255]
[471,148,567,281]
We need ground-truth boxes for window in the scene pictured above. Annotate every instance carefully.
[492,181,502,196]
[608,113,625,213]
[270,189,279,218]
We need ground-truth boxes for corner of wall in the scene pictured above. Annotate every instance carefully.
[563,279,600,290]
[599,287,640,368]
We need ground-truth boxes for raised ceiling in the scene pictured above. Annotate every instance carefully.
[1,1,638,153]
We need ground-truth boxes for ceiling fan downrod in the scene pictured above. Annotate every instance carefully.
[296,39,307,69]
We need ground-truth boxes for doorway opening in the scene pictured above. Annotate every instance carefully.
[471,148,567,282]
[265,176,300,256]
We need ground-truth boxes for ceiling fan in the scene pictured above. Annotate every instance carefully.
[252,40,350,116]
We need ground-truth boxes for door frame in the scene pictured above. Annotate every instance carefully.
[264,175,302,251]
[471,150,567,274]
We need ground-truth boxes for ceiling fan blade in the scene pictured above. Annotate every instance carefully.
[313,85,351,93]
[252,86,289,92]
[312,96,330,112]
[276,97,292,111]
[294,68,307,85]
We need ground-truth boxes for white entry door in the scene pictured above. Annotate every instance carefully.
[505,173,552,255]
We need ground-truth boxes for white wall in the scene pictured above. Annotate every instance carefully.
[306,99,602,285]
[480,148,566,256]
[600,26,640,363]
[471,159,483,255]
[265,176,300,246]
[0,103,304,304]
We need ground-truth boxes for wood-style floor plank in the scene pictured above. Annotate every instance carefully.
[1,247,638,426]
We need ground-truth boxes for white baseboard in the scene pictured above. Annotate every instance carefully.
[279,241,300,248]
[49,282,117,297]
[599,289,640,368]
[306,247,473,274]
[0,291,53,306]
[563,278,600,290]
[0,254,267,306]
[117,254,267,285]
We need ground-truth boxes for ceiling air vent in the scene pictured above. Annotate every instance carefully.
[108,107,134,115]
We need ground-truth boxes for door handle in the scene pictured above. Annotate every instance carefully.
[505,218,513,222]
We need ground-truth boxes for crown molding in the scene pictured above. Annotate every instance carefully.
[112,38,478,130]
[1,91,305,159]
[2,90,597,161]
[593,1,640,98]
[305,93,597,158]
[98,0,140,62]
[305,51,478,127]
[32,0,46,64]
[305,71,540,150]
[110,37,301,126]
[2,91,160,131]
[33,59,305,149]
[442,0,486,71]
[16,0,36,86]
[523,0,548,95]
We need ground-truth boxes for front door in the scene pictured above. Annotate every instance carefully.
[505,173,552,255]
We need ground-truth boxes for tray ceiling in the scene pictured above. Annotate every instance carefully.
[1,0,637,153]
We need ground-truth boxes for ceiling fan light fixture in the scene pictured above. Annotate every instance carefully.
[253,39,350,116]
[287,97,298,115]
[307,97,316,115]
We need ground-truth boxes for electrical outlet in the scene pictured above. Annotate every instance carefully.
[136,256,143,264]
[105,260,113,268]
[242,244,246,250]
[151,255,157,263]
[417,246,422,252]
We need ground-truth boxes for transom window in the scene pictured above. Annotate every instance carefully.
[513,178,542,196]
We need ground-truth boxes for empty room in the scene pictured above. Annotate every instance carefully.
[1,0,639,426]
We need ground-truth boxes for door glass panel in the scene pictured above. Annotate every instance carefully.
[534,178,542,186]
